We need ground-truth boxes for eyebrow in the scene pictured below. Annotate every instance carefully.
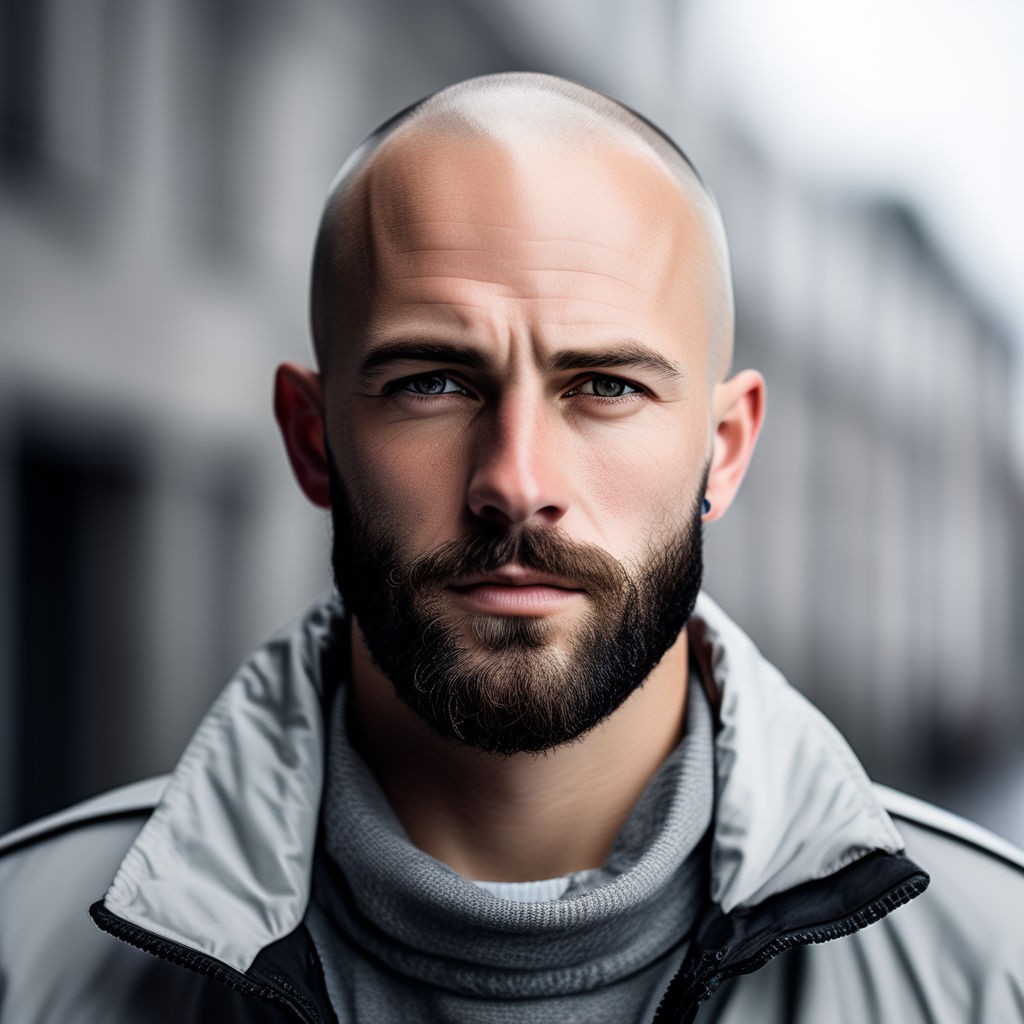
[548,344,684,382]
[357,342,486,383]
[356,339,685,384]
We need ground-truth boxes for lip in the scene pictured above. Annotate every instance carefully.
[448,566,584,616]
[450,566,581,591]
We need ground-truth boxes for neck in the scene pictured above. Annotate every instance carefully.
[347,621,690,882]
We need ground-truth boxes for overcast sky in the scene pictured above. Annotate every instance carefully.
[681,0,1024,465]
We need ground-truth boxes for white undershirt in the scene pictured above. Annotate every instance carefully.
[472,870,600,903]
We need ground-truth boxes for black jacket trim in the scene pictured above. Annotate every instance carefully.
[651,850,930,1023]
[248,922,337,1024]
[89,901,327,1024]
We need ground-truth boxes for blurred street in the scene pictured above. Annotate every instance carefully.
[1,0,1021,842]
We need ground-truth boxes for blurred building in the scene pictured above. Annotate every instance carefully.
[1,0,1021,839]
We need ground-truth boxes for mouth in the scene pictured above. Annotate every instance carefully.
[447,566,584,616]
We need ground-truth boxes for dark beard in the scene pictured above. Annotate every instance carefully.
[328,456,705,754]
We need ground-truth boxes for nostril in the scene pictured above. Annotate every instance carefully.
[477,503,514,525]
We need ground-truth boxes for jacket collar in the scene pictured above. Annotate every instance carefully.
[99,592,906,974]
[689,593,903,913]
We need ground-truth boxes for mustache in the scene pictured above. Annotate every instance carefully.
[390,525,628,600]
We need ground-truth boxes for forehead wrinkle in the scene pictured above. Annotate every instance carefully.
[391,233,633,260]
[386,228,657,295]
[396,273,517,292]
[546,321,641,332]
[392,299,501,314]
[531,236,646,258]
[389,295,650,324]
[395,268,651,297]
[515,266,652,295]
[476,295,655,318]
[396,246,511,257]
[393,219,528,235]
[398,234,644,261]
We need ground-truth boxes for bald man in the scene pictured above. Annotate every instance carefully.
[1,73,1022,1024]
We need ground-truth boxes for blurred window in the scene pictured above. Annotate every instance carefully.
[0,0,111,214]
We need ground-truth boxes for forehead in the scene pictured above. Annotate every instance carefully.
[371,127,701,261]
[328,128,718,367]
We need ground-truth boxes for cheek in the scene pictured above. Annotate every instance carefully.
[574,412,707,549]
[335,419,471,544]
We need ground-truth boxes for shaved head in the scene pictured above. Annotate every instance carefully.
[310,72,734,382]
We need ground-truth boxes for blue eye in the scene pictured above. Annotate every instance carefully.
[399,373,466,396]
[576,376,640,398]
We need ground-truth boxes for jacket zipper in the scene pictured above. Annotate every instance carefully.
[649,872,929,1023]
[90,902,322,1023]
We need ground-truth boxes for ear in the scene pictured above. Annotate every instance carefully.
[274,361,331,509]
[703,369,765,522]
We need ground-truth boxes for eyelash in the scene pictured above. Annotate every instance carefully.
[384,372,645,404]
[564,377,643,401]
[381,374,471,404]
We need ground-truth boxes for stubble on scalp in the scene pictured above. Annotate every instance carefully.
[309,72,735,385]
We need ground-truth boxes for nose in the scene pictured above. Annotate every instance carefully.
[466,394,570,528]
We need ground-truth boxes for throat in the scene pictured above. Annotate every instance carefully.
[348,623,693,882]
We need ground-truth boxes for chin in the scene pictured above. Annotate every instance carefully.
[467,613,557,651]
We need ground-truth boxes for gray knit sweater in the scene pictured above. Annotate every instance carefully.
[306,675,714,1023]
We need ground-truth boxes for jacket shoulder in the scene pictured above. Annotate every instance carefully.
[0,779,168,1023]
[874,784,1024,975]
[812,786,1024,1022]
[830,788,1024,1021]
[874,782,1024,874]
[0,777,276,1022]
[0,775,168,858]
[705,788,1024,1023]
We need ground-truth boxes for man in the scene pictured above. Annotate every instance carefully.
[1,72,1022,1023]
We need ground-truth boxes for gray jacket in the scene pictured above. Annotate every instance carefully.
[1,593,1022,1022]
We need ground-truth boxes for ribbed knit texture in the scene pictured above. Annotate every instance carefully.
[307,674,714,1023]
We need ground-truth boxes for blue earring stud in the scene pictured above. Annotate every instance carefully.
[702,497,711,515]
